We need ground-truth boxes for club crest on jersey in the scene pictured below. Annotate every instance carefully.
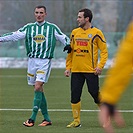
[33,34,46,44]
[88,34,92,38]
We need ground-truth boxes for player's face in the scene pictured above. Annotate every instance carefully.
[77,12,87,28]
[34,8,47,23]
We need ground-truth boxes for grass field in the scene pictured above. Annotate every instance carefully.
[0,68,133,133]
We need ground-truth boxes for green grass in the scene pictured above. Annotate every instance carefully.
[0,68,133,133]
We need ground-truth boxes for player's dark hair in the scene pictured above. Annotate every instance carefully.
[79,8,93,22]
[35,5,46,12]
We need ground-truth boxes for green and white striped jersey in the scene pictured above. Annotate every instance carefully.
[0,21,70,59]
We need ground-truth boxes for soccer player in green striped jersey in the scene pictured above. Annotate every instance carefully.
[0,5,71,127]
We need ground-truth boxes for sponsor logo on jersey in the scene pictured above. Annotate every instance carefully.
[76,39,89,46]
[74,48,89,53]
[33,34,46,44]
[76,48,81,53]
[77,40,88,46]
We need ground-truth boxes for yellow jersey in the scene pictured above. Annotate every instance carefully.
[100,21,133,105]
[66,26,108,72]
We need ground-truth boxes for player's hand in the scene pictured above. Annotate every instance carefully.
[98,103,125,133]
[94,67,102,75]
[64,70,71,77]
[63,45,72,53]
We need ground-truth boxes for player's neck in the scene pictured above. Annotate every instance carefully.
[36,20,45,26]
[82,23,91,30]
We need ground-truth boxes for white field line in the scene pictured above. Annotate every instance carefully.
[1,74,132,78]
[0,108,133,113]
[0,75,107,78]
[1,75,133,113]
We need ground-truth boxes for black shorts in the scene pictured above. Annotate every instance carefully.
[71,72,100,104]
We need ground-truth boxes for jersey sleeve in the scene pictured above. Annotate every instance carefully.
[54,25,70,46]
[65,31,75,70]
[0,27,26,42]
[96,30,108,69]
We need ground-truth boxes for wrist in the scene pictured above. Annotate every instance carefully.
[101,102,116,116]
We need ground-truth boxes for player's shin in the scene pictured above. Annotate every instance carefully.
[71,101,81,123]
[30,91,42,121]
[40,92,51,122]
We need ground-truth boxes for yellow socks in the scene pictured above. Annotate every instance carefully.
[71,102,81,123]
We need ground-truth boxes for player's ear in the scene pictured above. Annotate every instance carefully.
[85,17,89,22]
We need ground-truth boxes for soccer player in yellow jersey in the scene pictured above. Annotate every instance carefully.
[99,21,133,133]
[64,8,108,127]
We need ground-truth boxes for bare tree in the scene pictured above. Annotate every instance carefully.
[114,0,133,46]
[62,0,87,32]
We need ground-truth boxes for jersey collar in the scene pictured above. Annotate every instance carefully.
[36,21,46,26]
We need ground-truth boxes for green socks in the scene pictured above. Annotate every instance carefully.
[30,91,42,121]
[40,93,51,122]
[30,91,51,122]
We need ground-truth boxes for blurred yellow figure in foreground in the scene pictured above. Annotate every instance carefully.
[99,21,133,133]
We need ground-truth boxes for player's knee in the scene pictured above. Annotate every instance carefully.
[35,81,43,91]
[71,98,80,104]
[89,91,100,103]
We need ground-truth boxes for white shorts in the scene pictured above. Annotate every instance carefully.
[27,58,52,85]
